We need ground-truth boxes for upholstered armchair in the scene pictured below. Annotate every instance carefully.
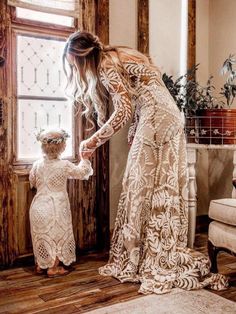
[208,180,236,273]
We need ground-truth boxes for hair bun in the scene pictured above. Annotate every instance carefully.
[92,35,104,51]
[66,31,104,56]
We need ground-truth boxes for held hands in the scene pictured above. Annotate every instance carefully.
[77,139,94,180]
[78,159,94,180]
[79,139,95,160]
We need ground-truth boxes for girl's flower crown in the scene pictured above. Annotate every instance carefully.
[36,129,70,145]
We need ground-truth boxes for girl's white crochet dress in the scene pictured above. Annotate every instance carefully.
[29,158,93,268]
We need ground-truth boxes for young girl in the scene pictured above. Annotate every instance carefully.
[29,129,93,278]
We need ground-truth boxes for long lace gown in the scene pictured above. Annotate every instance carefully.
[29,158,93,269]
[80,50,228,294]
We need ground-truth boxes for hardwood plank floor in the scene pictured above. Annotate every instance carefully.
[0,233,235,313]
[194,233,236,303]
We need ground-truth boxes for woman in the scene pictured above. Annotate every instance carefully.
[63,31,227,294]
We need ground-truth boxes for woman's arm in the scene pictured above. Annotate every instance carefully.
[80,60,132,157]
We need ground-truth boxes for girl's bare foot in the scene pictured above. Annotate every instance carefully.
[47,266,69,278]
[35,264,44,275]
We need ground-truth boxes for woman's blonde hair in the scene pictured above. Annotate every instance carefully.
[62,31,134,129]
[36,129,69,159]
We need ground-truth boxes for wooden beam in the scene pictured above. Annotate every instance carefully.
[138,0,149,54]
[187,0,196,71]
[95,0,109,44]
[81,0,96,33]
[71,0,110,251]
[0,0,17,266]
[95,0,110,250]
[80,0,110,251]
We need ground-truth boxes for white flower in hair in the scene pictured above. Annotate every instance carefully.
[36,128,70,144]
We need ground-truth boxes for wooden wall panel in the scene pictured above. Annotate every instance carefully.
[68,178,97,251]
[17,177,34,255]
[0,0,15,267]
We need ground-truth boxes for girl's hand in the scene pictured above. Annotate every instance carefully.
[79,140,95,159]
[80,150,93,159]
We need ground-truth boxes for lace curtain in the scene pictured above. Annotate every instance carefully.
[7,0,80,17]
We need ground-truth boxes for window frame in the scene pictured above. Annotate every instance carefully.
[10,6,79,166]
[11,5,80,31]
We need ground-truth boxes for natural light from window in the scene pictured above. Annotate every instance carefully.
[16,35,73,160]
[16,8,74,27]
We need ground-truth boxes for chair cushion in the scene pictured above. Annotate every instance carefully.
[209,221,236,254]
[209,198,236,226]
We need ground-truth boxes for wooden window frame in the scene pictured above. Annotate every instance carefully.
[10,6,80,167]
[0,0,110,268]
[10,4,81,30]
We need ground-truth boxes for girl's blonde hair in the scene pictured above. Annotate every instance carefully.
[62,31,135,129]
[41,142,65,159]
[36,129,69,159]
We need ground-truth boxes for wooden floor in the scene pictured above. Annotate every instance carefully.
[0,233,235,314]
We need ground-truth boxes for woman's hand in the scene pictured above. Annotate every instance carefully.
[79,139,95,160]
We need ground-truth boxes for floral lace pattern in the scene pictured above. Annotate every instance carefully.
[96,54,228,294]
[29,158,93,268]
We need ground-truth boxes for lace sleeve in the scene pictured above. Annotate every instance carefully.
[29,161,38,188]
[66,159,93,180]
[127,104,140,145]
[80,60,132,154]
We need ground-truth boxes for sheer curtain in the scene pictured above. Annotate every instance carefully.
[7,0,80,17]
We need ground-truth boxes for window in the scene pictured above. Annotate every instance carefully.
[17,35,73,159]
[16,8,74,26]
[8,0,80,17]
[9,1,78,161]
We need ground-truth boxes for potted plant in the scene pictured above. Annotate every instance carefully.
[198,54,236,144]
[162,65,214,143]
[163,55,236,145]
[162,65,199,115]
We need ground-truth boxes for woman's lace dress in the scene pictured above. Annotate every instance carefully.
[29,158,93,269]
[80,51,228,294]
